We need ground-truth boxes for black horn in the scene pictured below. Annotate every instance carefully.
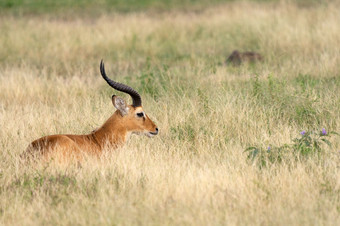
[100,60,142,107]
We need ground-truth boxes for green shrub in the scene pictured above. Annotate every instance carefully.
[245,128,339,168]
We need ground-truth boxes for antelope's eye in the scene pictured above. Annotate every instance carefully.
[137,112,144,118]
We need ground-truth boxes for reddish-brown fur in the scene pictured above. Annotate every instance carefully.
[24,100,158,161]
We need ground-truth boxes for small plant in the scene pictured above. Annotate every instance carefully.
[245,144,290,168]
[245,128,338,167]
[292,128,337,157]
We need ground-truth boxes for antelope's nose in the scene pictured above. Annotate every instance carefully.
[155,128,159,135]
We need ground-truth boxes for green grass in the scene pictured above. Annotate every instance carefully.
[0,0,230,16]
[0,0,331,16]
[0,0,340,225]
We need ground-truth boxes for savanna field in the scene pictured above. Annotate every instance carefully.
[0,0,340,225]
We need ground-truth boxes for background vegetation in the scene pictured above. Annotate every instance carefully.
[0,0,339,225]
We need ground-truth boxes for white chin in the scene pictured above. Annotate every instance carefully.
[146,133,154,138]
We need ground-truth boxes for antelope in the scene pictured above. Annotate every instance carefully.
[225,50,263,66]
[23,60,158,161]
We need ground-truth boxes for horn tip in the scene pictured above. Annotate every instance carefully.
[100,60,105,75]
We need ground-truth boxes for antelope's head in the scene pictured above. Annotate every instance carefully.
[100,60,158,137]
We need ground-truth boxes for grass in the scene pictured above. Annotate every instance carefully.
[0,0,331,16]
[0,0,340,225]
[0,0,232,16]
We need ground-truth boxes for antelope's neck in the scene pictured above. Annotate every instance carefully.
[92,112,128,148]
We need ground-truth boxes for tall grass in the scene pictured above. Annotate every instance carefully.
[0,1,339,225]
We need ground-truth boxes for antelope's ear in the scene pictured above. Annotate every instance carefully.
[112,95,129,116]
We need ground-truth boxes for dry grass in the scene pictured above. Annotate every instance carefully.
[0,1,340,225]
